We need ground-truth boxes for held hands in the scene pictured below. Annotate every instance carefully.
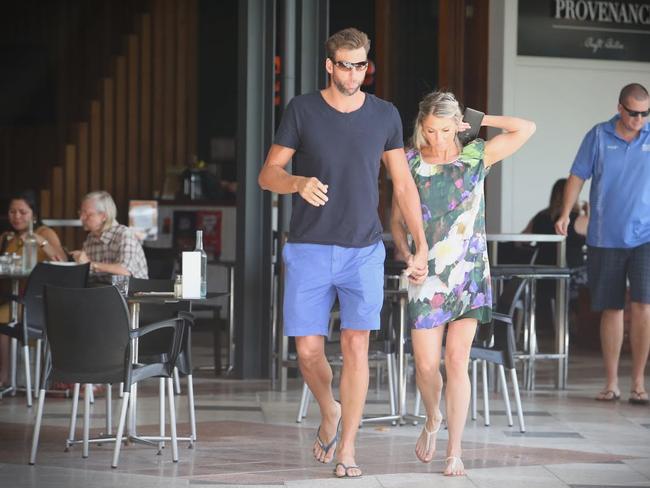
[404,250,428,285]
[297,176,329,207]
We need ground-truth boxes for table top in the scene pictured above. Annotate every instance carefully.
[0,270,31,279]
[127,291,229,304]
[486,233,565,243]
[491,264,571,279]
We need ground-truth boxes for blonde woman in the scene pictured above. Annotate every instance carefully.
[391,91,535,476]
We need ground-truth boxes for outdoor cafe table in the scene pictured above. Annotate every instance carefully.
[0,269,30,401]
[490,264,571,390]
[125,291,229,440]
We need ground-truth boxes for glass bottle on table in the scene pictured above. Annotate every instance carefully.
[174,275,183,298]
[194,230,207,298]
[22,220,38,272]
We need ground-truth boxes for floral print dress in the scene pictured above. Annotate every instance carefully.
[407,139,492,329]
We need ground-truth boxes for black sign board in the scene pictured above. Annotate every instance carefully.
[518,0,650,62]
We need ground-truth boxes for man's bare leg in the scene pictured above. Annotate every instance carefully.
[629,302,650,397]
[295,335,341,463]
[334,329,369,478]
[599,309,624,396]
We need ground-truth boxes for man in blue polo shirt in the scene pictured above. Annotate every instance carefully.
[259,28,428,478]
[556,83,650,405]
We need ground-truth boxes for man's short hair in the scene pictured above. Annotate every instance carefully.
[619,83,649,104]
[325,28,370,60]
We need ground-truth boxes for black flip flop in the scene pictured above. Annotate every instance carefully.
[334,462,363,478]
[314,416,341,463]
[629,390,649,405]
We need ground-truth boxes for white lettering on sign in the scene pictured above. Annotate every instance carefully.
[584,36,625,51]
[555,0,650,25]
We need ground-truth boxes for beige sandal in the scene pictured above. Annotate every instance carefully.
[414,416,443,463]
[444,456,465,476]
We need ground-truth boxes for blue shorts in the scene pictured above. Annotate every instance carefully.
[587,243,650,311]
[282,241,386,336]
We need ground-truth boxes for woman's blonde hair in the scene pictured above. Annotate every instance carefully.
[411,91,463,151]
[83,191,117,233]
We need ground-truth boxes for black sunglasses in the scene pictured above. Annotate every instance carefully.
[331,59,369,72]
[620,103,650,118]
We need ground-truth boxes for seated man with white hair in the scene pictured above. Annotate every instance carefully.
[71,191,148,281]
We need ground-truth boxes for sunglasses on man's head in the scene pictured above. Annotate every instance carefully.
[331,59,369,72]
[620,103,650,118]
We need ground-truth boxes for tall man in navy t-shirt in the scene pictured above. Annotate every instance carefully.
[259,28,428,478]
[556,83,650,405]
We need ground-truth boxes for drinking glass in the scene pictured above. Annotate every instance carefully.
[111,274,130,297]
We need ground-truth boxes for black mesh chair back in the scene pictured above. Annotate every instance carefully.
[44,285,131,385]
[8,262,89,342]
[143,247,177,279]
[476,277,528,370]
[129,277,193,375]
[494,276,528,318]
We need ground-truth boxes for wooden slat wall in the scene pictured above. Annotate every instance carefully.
[127,35,140,198]
[114,55,128,208]
[40,190,51,219]
[89,101,102,192]
[186,0,198,158]
[0,0,198,250]
[163,0,177,173]
[102,78,115,195]
[139,14,153,198]
[152,0,165,194]
[64,145,77,245]
[175,0,188,166]
[52,167,63,219]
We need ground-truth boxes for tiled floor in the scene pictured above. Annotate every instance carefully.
[1,332,649,487]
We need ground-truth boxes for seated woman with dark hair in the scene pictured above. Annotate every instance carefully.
[523,178,589,334]
[523,178,588,268]
[0,190,67,262]
[0,190,67,386]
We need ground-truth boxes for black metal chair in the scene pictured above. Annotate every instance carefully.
[143,247,177,280]
[128,277,197,449]
[0,262,89,406]
[470,277,528,432]
[29,285,186,468]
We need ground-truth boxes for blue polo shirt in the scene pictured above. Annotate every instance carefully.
[570,115,650,248]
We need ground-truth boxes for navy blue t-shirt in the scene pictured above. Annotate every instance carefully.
[274,92,404,247]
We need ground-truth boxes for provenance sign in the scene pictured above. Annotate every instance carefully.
[518,0,650,62]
